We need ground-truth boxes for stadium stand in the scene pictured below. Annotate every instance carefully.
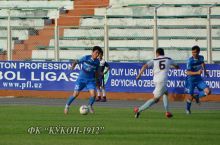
[0,0,74,59]
[54,1,220,61]
[0,1,73,9]
[0,0,109,60]
[74,1,220,62]
[0,0,220,62]
[0,28,29,40]
[110,0,220,5]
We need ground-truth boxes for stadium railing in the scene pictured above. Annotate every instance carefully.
[109,0,220,5]
[1,0,220,63]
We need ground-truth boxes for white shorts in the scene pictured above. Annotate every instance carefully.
[153,82,167,99]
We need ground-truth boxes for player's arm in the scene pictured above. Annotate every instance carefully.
[200,55,209,76]
[186,64,202,76]
[186,59,202,76]
[136,64,148,80]
[186,70,202,76]
[103,67,110,75]
[137,60,153,80]
[201,62,209,77]
[71,60,79,70]
[172,64,179,69]
[104,62,110,74]
[71,56,86,70]
[170,60,179,69]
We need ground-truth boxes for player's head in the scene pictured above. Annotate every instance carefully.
[191,45,200,58]
[98,51,103,59]
[156,48,164,56]
[92,46,103,59]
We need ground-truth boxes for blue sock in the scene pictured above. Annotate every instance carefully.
[66,96,76,106]
[198,91,206,98]
[88,96,95,106]
[186,99,192,111]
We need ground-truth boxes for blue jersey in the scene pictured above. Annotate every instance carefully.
[186,55,204,82]
[77,55,100,80]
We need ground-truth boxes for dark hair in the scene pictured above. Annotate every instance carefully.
[156,48,164,55]
[92,46,103,54]
[192,45,200,53]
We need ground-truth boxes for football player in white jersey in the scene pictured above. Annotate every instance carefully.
[96,51,110,102]
[134,48,179,118]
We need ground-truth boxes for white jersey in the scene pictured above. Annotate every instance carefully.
[147,56,176,83]
[99,58,109,73]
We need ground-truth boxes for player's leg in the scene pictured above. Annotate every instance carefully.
[98,77,107,102]
[163,91,173,118]
[139,97,160,112]
[134,97,159,118]
[189,80,211,105]
[96,86,102,101]
[163,92,169,112]
[185,80,195,114]
[64,91,80,114]
[64,80,85,114]
[134,82,162,118]
[100,85,107,102]
[87,80,97,113]
[96,78,102,101]
[88,89,96,113]
[197,81,211,99]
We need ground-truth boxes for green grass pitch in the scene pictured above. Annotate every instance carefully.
[0,105,220,145]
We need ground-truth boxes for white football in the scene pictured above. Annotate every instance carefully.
[79,105,89,115]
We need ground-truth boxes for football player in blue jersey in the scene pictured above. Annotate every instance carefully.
[185,45,211,114]
[64,46,103,114]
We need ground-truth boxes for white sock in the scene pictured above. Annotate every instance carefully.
[139,98,155,112]
[163,94,169,112]
[102,88,106,96]
[97,88,101,96]
[65,104,69,109]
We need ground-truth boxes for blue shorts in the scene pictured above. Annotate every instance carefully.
[185,79,208,95]
[74,78,96,91]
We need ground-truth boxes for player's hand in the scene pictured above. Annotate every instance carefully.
[100,72,104,76]
[197,69,203,75]
[69,65,75,70]
[205,70,209,77]
[136,75,141,80]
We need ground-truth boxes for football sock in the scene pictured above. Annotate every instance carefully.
[66,96,76,106]
[186,99,192,111]
[139,98,155,112]
[163,94,169,112]
[88,96,95,106]
[102,89,106,97]
[97,88,101,97]
[198,91,206,98]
